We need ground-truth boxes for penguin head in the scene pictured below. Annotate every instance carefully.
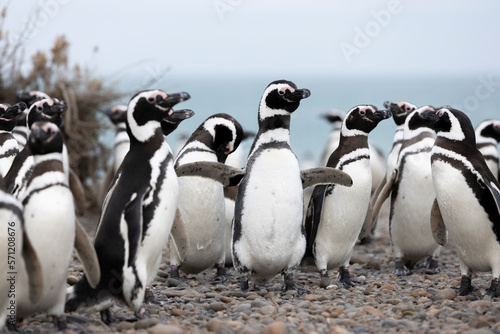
[127,90,190,142]
[406,106,436,133]
[420,107,475,142]
[16,90,50,107]
[476,119,500,143]
[161,109,195,137]
[322,109,344,129]
[0,102,27,131]
[101,105,128,125]
[27,98,67,128]
[259,80,310,119]
[342,105,392,136]
[28,121,64,155]
[383,101,417,126]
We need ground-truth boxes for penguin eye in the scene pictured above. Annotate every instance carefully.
[147,97,155,103]
[359,109,366,116]
[38,106,43,111]
[278,90,286,96]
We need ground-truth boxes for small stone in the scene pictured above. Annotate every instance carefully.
[304,294,322,301]
[220,296,233,303]
[206,302,226,312]
[436,288,457,300]
[67,275,79,285]
[260,305,277,316]
[251,300,269,308]
[207,318,224,332]
[147,323,185,334]
[380,284,396,291]
[411,289,426,298]
[364,306,385,317]
[468,317,490,329]
[171,308,185,316]
[135,318,160,329]
[366,258,381,270]
[468,300,492,310]
[262,321,289,334]
[115,321,135,331]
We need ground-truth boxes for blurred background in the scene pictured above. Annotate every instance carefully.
[1,0,499,209]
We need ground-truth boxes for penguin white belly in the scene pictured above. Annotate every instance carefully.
[17,186,75,317]
[314,160,371,270]
[0,138,18,177]
[224,197,235,265]
[13,127,28,150]
[176,176,225,273]
[236,149,305,279]
[432,161,500,273]
[391,154,438,260]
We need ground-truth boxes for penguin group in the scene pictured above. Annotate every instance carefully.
[2,79,500,332]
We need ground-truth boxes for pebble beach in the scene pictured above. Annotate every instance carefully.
[12,208,500,334]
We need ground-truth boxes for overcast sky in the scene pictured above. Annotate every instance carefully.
[3,0,500,80]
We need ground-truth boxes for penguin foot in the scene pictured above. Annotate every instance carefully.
[240,276,250,292]
[358,234,373,245]
[338,267,358,289]
[319,269,330,289]
[213,263,229,283]
[53,314,67,331]
[100,309,140,325]
[6,320,18,332]
[486,278,500,298]
[144,286,170,306]
[455,275,475,296]
[424,256,441,274]
[169,265,187,281]
[393,258,412,276]
[282,273,308,294]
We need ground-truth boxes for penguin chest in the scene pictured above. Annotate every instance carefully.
[432,160,500,271]
[315,159,371,264]
[391,152,437,256]
[0,137,18,177]
[178,176,225,268]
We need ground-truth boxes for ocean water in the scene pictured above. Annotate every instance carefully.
[108,74,500,168]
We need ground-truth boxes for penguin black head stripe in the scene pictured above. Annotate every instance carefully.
[0,103,26,131]
[343,105,391,135]
[421,107,474,143]
[384,101,417,126]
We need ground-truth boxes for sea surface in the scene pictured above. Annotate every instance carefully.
[106,74,500,168]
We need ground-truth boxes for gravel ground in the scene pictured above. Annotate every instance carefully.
[10,207,500,334]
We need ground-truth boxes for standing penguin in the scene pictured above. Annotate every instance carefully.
[65,90,191,323]
[303,105,391,288]
[14,90,50,150]
[371,107,442,275]
[102,105,129,173]
[15,121,99,331]
[421,107,500,297]
[229,80,352,292]
[0,103,27,177]
[475,119,500,181]
[172,113,243,281]
[4,98,68,199]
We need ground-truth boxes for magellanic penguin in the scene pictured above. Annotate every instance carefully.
[0,180,42,331]
[15,121,99,331]
[229,80,351,292]
[14,90,50,150]
[172,113,243,281]
[320,109,387,194]
[475,119,500,181]
[366,101,417,240]
[102,105,129,173]
[65,90,191,323]
[370,106,442,276]
[4,98,68,200]
[302,105,391,289]
[0,103,27,178]
[421,107,500,298]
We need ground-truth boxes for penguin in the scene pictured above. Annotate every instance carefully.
[0,179,42,331]
[303,105,391,289]
[365,101,417,239]
[0,103,26,177]
[370,106,442,276]
[4,98,68,200]
[65,90,191,323]
[227,80,352,292]
[421,107,500,298]
[14,90,50,150]
[171,113,243,281]
[475,119,500,181]
[102,105,129,173]
[15,121,99,331]
[320,109,387,194]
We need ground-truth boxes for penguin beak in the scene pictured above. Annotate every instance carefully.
[383,101,404,116]
[158,92,191,109]
[50,100,68,114]
[372,109,392,121]
[421,108,439,121]
[284,88,311,102]
[4,102,27,119]
[164,109,195,123]
[16,90,33,103]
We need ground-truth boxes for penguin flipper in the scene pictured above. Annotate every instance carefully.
[303,185,327,262]
[430,199,448,246]
[170,208,190,261]
[69,168,87,216]
[370,170,397,227]
[176,161,245,187]
[74,218,101,289]
[22,229,43,303]
[483,178,500,214]
[300,167,352,189]
[124,191,146,267]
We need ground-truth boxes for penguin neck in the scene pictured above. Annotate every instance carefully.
[128,125,164,150]
[435,134,479,157]
[249,114,291,155]
[258,114,291,132]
